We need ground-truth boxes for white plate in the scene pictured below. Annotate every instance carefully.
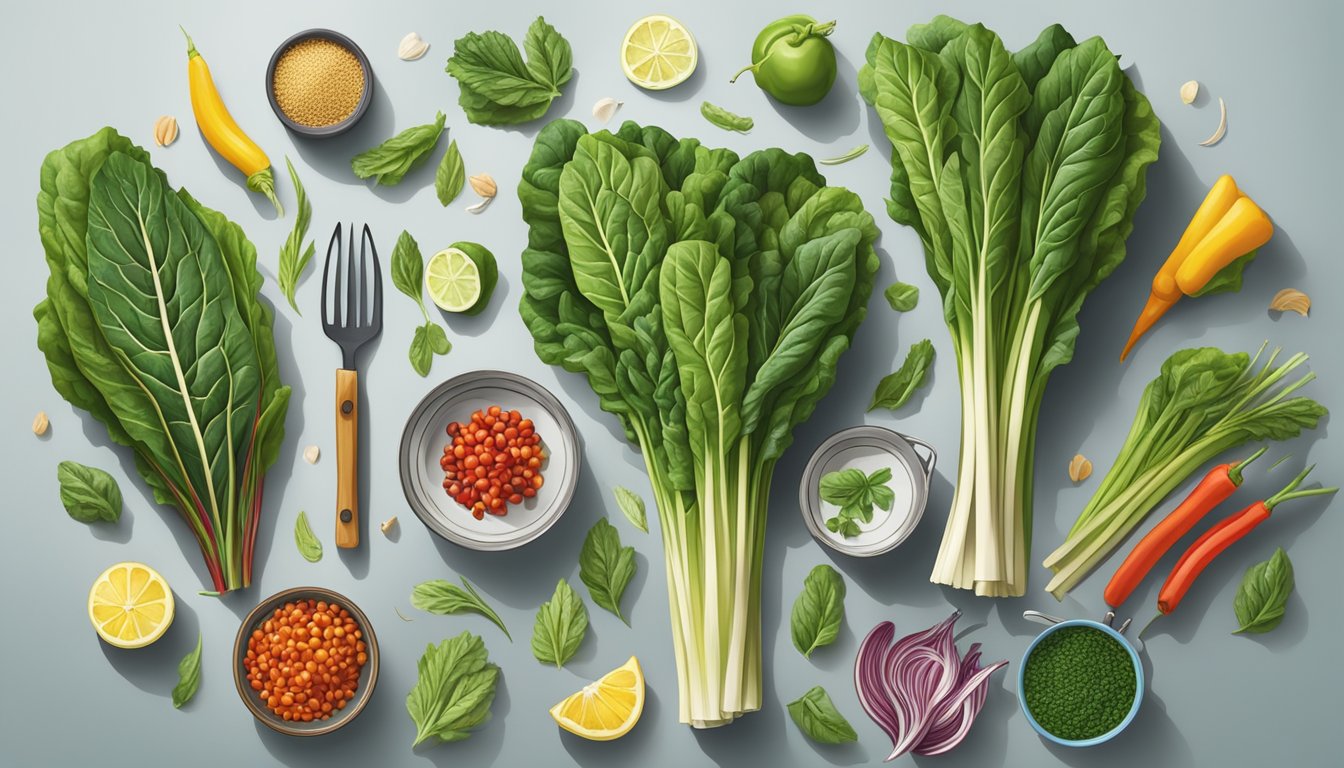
[398,371,580,551]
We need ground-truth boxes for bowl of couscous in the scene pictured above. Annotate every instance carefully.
[265,29,373,137]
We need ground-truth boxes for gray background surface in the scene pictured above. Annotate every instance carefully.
[2,1,1338,766]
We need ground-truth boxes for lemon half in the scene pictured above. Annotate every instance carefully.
[621,15,698,90]
[549,656,645,741]
[88,562,175,649]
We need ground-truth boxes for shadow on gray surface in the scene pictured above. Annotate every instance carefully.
[98,595,200,699]
[439,273,511,339]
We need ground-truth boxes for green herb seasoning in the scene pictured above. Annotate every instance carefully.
[1023,626,1136,741]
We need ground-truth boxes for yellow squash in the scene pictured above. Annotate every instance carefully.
[182,28,282,216]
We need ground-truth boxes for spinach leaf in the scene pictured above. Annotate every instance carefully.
[700,101,754,133]
[277,157,315,313]
[172,633,202,708]
[352,112,446,186]
[787,686,857,744]
[884,281,919,312]
[579,519,636,623]
[869,339,934,412]
[56,460,122,523]
[411,577,512,640]
[435,140,466,206]
[446,17,572,126]
[406,631,499,746]
[1234,547,1294,634]
[1193,250,1257,297]
[820,145,869,166]
[790,565,845,657]
[391,231,451,375]
[293,510,322,563]
[531,578,588,667]
[613,486,648,533]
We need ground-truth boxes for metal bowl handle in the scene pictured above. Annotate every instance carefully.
[904,435,937,481]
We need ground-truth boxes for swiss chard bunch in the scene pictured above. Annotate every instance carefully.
[519,119,878,726]
[820,467,895,537]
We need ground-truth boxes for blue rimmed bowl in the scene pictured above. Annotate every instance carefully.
[1017,619,1143,747]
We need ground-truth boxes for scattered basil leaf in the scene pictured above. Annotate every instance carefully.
[790,565,846,657]
[531,578,588,668]
[884,281,919,312]
[700,101,754,133]
[56,461,122,524]
[787,686,858,744]
[411,577,512,640]
[446,17,573,126]
[172,633,202,709]
[277,157,315,314]
[409,323,452,377]
[1193,250,1257,297]
[819,144,870,166]
[392,231,451,375]
[406,631,500,746]
[579,519,636,624]
[869,339,934,412]
[1233,547,1294,634]
[436,140,466,207]
[352,112,446,186]
[294,510,322,563]
[613,486,648,533]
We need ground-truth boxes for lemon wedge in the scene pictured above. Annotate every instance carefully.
[88,562,175,649]
[621,15,697,90]
[549,656,645,740]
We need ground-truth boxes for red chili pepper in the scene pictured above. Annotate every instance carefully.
[1104,448,1266,609]
[1156,465,1335,615]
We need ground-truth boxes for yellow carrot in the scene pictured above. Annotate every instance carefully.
[182,28,282,216]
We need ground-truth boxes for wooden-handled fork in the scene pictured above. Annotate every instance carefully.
[321,223,382,548]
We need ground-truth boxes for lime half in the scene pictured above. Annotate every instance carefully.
[427,242,497,314]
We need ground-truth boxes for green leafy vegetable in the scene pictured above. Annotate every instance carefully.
[277,157,315,313]
[820,144,869,166]
[700,101,754,132]
[1192,250,1257,297]
[821,467,895,536]
[519,118,877,725]
[436,140,466,206]
[34,128,290,593]
[860,18,1162,596]
[579,519,636,623]
[613,486,648,533]
[1046,347,1326,598]
[790,565,846,657]
[406,631,499,746]
[530,578,587,668]
[1233,547,1294,634]
[352,112,446,185]
[883,281,919,312]
[787,686,858,743]
[293,511,322,563]
[411,577,512,640]
[172,633,202,708]
[445,17,572,126]
[869,339,934,412]
[56,460,122,523]
[391,230,451,375]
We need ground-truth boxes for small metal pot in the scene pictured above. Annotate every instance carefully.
[265,29,374,137]
[799,425,936,557]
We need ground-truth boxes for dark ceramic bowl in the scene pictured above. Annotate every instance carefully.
[233,587,379,736]
[265,29,373,137]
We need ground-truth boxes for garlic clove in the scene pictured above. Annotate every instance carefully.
[303,444,320,464]
[1269,288,1310,316]
[466,197,493,214]
[468,173,497,199]
[398,32,429,61]
[154,115,178,147]
[1179,80,1199,105]
[1198,97,1227,147]
[380,516,398,535]
[1068,454,1093,483]
[592,97,623,124]
[33,411,49,436]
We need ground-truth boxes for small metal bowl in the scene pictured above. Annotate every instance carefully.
[1017,618,1144,747]
[233,587,379,737]
[399,370,581,551]
[265,29,373,137]
[799,425,936,556]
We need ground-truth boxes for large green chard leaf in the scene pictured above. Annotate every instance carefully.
[1011,24,1077,92]
[85,152,262,533]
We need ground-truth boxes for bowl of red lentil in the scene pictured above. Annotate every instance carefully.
[233,587,378,736]
[265,29,373,137]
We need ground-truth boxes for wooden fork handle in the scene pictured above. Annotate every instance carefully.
[335,368,360,549]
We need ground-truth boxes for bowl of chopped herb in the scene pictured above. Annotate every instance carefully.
[265,29,373,137]
[1018,619,1143,747]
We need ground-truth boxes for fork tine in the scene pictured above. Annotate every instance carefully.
[346,222,358,327]
[321,222,341,328]
[363,224,382,332]
[332,224,346,327]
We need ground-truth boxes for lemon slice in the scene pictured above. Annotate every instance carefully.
[87,562,175,649]
[550,656,645,741]
[426,247,483,312]
[621,15,697,90]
